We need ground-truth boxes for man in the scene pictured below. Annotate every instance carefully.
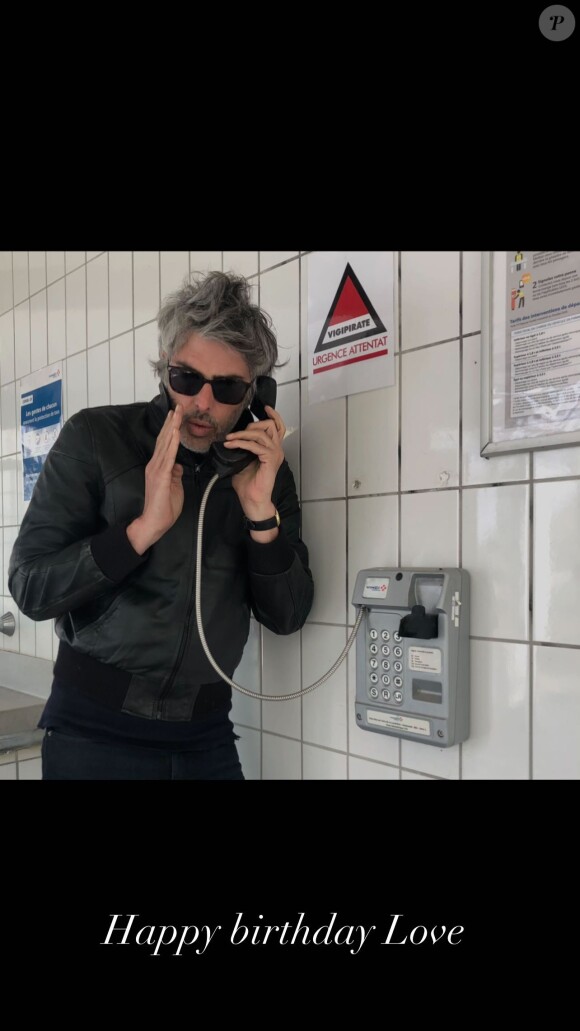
[8,270,314,780]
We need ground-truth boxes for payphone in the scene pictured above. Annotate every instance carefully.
[352,568,470,747]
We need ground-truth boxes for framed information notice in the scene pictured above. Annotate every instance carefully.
[20,362,63,501]
[481,251,580,456]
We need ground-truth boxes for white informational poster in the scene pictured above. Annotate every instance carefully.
[20,362,63,501]
[307,252,396,404]
[510,313,580,419]
[482,250,580,456]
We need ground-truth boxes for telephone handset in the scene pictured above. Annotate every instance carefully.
[211,375,277,478]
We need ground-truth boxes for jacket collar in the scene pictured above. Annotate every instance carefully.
[147,382,254,461]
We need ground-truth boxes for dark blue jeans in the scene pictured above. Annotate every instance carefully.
[41,726,245,780]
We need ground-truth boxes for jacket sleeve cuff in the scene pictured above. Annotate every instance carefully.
[90,523,149,582]
[245,527,296,575]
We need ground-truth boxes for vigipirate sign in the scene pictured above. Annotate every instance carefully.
[307,252,396,403]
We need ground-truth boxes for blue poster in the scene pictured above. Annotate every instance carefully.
[20,364,63,501]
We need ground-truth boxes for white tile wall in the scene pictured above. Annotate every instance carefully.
[0,310,15,383]
[17,745,42,761]
[109,252,133,338]
[134,323,158,402]
[110,331,134,404]
[260,260,300,386]
[0,253,13,314]
[260,252,299,271]
[18,757,42,779]
[231,619,262,731]
[2,529,15,595]
[19,608,36,656]
[235,726,261,780]
[276,381,300,495]
[30,290,48,373]
[401,733,460,780]
[262,733,301,779]
[65,252,85,273]
[462,252,482,335]
[66,350,88,417]
[29,252,46,296]
[301,395,345,500]
[88,341,110,408]
[14,300,31,381]
[249,280,259,308]
[303,744,347,779]
[1,383,17,455]
[349,755,399,779]
[348,374,399,497]
[462,335,529,486]
[223,252,258,278]
[1,456,18,526]
[347,496,398,610]
[462,484,529,640]
[190,252,222,274]
[65,267,87,356]
[533,446,580,478]
[46,252,65,286]
[533,481,580,646]
[160,252,189,299]
[133,252,159,328]
[35,617,55,661]
[401,491,459,567]
[87,253,109,347]
[2,536,18,649]
[261,628,301,739]
[401,251,460,349]
[301,501,346,625]
[302,625,348,752]
[12,252,29,306]
[300,254,309,376]
[401,340,460,491]
[16,453,28,524]
[462,641,529,779]
[533,646,580,779]
[0,251,578,782]
[47,279,66,364]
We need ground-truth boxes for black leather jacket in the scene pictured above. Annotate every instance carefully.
[8,386,314,720]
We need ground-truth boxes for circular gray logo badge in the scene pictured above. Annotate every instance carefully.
[539,5,576,39]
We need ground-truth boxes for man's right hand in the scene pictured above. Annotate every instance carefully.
[126,405,185,555]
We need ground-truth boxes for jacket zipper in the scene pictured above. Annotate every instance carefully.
[153,462,202,719]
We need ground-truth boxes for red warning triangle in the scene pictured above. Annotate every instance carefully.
[328,275,369,325]
[315,263,387,352]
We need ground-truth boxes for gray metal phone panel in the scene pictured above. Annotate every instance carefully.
[352,568,470,748]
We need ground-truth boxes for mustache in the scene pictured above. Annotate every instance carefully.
[181,410,219,430]
[168,398,217,429]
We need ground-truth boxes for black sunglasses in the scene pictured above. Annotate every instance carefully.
[168,365,252,405]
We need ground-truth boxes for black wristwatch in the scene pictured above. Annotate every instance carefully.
[245,509,281,531]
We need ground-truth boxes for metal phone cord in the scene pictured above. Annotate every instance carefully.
[195,473,362,701]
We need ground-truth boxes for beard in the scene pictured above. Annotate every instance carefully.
[171,401,246,453]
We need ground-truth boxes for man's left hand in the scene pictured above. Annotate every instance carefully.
[226,405,286,521]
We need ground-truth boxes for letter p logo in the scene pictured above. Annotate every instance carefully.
[539,5,576,39]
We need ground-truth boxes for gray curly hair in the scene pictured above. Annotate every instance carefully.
[150,270,280,391]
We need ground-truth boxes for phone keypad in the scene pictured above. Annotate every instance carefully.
[368,625,404,704]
